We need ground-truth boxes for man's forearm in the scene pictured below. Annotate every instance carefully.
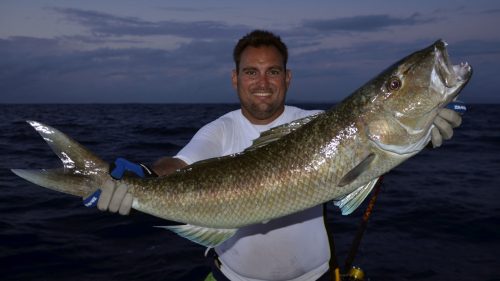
[152,157,188,176]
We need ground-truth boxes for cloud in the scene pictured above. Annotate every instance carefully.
[2,34,497,103]
[0,35,237,103]
[451,39,500,57]
[1,6,498,103]
[52,8,438,44]
[52,7,249,39]
[158,5,233,13]
[158,6,208,12]
[301,13,436,33]
[287,40,431,98]
[480,8,500,14]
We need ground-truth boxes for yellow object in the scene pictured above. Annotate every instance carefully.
[334,267,341,281]
[204,272,217,281]
[348,266,365,280]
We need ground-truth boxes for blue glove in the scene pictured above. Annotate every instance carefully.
[83,158,156,214]
[446,100,467,115]
[109,157,147,179]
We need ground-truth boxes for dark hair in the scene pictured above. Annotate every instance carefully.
[233,30,288,72]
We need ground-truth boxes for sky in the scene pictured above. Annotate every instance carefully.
[1,0,499,103]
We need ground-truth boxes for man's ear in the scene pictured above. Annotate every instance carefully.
[231,69,238,90]
[286,69,292,88]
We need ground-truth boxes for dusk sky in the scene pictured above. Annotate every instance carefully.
[1,0,499,103]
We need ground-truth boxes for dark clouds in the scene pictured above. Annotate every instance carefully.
[302,13,435,33]
[0,7,498,103]
[52,8,435,39]
[480,8,500,14]
[52,7,248,39]
[0,35,236,103]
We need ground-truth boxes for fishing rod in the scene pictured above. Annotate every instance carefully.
[342,176,384,279]
[325,176,382,281]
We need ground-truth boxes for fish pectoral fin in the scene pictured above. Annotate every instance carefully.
[156,224,237,248]
[338,153,375,187]
[334,177,380,215]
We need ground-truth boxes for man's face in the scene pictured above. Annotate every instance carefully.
[232,46,291,125]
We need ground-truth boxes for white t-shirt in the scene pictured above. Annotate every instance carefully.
[176,105,330,281]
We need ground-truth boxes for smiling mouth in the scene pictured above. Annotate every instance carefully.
[252,93,272,97]
[252,92,273,97]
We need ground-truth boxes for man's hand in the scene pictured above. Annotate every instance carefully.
[431,108,463,148]
[83,158,156,215]
[97,178,133,215]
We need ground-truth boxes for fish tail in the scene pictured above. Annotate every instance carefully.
[11,120,109,198]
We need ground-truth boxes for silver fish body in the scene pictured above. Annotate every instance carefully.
[12,40,472,247]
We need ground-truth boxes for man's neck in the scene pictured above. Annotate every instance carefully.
[241,106,286,125]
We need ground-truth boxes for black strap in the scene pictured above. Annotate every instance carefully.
[205,249,230,281]
[323,203,340,281]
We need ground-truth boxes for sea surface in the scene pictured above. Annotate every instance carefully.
[0,103,499,281]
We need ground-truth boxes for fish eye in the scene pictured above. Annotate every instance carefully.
[387,77,402,91]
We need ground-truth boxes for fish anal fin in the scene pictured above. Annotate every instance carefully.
[338,153,375,187]
[156,224,237,248]
[334,177,380,215]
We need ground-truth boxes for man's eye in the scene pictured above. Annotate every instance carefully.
[268,69,281,76]
[244,70,257,76]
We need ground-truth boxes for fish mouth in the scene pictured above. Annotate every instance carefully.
[433,40,472,102]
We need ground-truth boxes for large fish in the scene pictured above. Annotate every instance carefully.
[12,40,472,247]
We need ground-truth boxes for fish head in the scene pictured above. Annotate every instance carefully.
[376,39,472,131]
[361,40,472,155]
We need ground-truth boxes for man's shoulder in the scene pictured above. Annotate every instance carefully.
[210,109,243,125]
[197,108,243,133]
[284,105,323,119]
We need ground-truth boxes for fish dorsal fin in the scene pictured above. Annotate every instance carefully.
[338,153,375,187]
[245,113,322,152]
[334,177,380,215]
[177,113,323,170]
[156,224,237,248]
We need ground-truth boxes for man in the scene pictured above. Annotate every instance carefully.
[96,30,462,281]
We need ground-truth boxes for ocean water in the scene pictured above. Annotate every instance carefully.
[0,104,499,281]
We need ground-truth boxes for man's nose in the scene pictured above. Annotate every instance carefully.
[256,73,270,87]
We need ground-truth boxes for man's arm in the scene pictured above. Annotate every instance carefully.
[152,157,188,176]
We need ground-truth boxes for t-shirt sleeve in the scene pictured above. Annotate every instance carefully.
[174,120,225,165]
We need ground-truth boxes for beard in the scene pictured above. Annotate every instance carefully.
[243,98,284,121]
